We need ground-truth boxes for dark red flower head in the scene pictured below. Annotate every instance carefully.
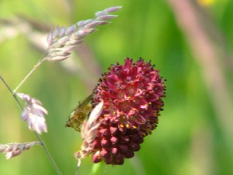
[89,58,166,165]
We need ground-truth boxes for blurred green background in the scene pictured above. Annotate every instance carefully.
[0,0,233,174]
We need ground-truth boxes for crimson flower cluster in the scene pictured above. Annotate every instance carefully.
[88,58,166,165]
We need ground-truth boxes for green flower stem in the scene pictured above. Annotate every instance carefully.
[0,74,63,175]
[0,75,23,110]
[34,132,63,175]
[75,161,104,175]
[90,162,104,175]
[13,58,45,94]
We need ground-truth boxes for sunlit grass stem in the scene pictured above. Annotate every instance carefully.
[13,58,46,94]
[0,74,63,175]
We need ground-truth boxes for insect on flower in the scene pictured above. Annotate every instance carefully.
[71,58,166,165]
[90,58,166,165]
[66,94,93,132]
[74,100,104,167]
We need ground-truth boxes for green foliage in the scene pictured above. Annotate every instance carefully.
[0,0,233,174]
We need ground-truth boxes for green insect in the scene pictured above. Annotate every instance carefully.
[66,94,93,132]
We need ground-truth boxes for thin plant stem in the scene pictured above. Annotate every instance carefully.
[34,132,63,175]
[13,58,45,93]
[0,75,23,110]
[76,161,103,175]
[76,165,79,175]
[0,74,63,175]
[90,162,104,175]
